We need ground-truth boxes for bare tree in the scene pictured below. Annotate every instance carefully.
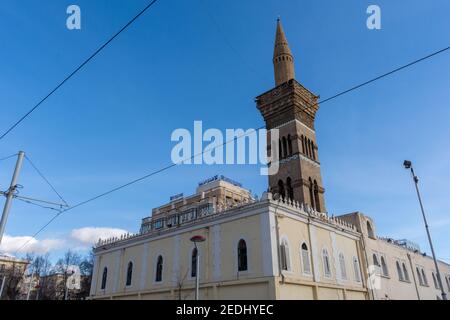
[175,269,190,300]
[1,261,27,300]
[33,254,52,300]
[54,250,81,300]
[76,250,94,300]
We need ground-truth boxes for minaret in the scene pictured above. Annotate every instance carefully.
[256,19,326,212]
[273,18,295,86]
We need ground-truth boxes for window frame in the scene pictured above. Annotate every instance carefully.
[300,242,312,276]
[322,248,332,278]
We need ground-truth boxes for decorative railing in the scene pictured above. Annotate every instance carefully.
[95,193,357,249]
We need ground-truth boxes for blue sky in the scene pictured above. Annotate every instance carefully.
[0,0,449,263]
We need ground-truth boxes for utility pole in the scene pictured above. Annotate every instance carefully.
[403,160,447,300]
[0,151,25,245]
[0,275,6,299]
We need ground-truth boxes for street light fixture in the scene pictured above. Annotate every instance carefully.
[403,160,447,300]
[190,235,206,300]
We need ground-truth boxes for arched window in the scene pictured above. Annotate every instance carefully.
[322,248,331,277]
[280,238,290,271]
[446,276,450,292]
[278,139,282,160]
[301,135,305,154]
[101,267,107,290]
[287,134,293,156]
[367,221,375,239]
[432,272,438,289]
[416,267,423,286]
[301,243,311,274]
[381,256,389,276]
[278,180,285,200]
[286,177,294,201]
[422,269,428,286]
[238,239,248,271]
[308,178,315,209]
[126,262,133,286]
[282,137,288,159]
[191,248,198,277]
[311,141,316,160]
[339,253,347,280]
[373,254,380,275]
[402,263,410,282]
[155,255,163,282]
[396,261,404,281]
[353,257,361,282]
[308,140,313,158]
[313,180,320,212]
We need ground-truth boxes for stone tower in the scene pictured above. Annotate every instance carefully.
[256,19,326,212]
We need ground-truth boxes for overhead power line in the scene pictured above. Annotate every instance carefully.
[0,0,160,142]
[14,44,450,254]
[25,155,69,207]
[0,153,18,162]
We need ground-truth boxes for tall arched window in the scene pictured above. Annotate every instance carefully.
[416,267,423,286]
[446,276,450,292]
[301,243,311,274]
[101,267,108,290]
[282,137,287,159]
[191,248,198,277]
[311,141,316,160]
[280,238,290,271]
[278,180,285,200]
[287,134,293,156]
[308,139,312,158]
[155,255,163,282]
[373,254,380,275]
[238,239,248,271]
[402,263,410,282]
[353,257,361,282]
[308,178,315,209]
[301,135,305,154]
[339,253,347,280]
[306,139,311,157]
[432,272,438,289]
[396,261,404,281]
[286,177,294,201]
[367,221,375,239]
[126,262,133,286]
[381,256,389,276]
[313,180,320,212]
[422,269,428,286]
[278,139,282,160]
[322,248,331,277]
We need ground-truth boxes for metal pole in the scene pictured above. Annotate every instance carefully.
[64,280,69,300]
[195,244,200,300]
[0,151,25,245]
[0,275,6,299]
[409,166,447,300]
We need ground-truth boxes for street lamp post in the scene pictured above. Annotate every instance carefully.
[403,160,447,300]
[190,235,206,300]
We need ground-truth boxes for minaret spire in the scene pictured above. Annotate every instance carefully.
[273,18,295,86]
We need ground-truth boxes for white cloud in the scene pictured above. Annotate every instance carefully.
[0,235,65,255]
[0,227,129,256]
[70,227,128,246]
